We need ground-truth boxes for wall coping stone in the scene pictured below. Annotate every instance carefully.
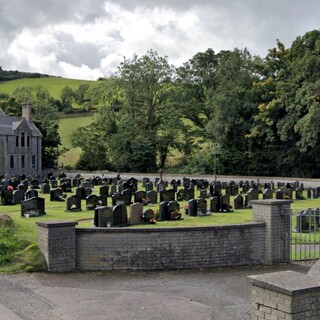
[251,199,293,206]
[248,270,320,296]
[76,222,266,234]
[36,221,78,228]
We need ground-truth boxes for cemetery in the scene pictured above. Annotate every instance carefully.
[1,171,320,274]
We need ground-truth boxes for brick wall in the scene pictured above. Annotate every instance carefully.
[75,223,266,271]
[36,200,293,272]
[249,270,320,319]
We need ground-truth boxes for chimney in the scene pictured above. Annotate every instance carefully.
[22,102,32,122]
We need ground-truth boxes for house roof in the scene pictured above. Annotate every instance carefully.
[0,108,42,137]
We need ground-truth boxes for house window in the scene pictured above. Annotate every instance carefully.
[27,136,30,147]
[16,136,19,147]
[21,155,25,168]
[32,155,36,168]
[10,155,14,168]
[21,132,25,147]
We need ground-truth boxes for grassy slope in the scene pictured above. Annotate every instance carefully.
[58,114,94,167]
[0,76,96,167]
[0,77,95,99]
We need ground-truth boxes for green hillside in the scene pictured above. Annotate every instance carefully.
[58,113,94,168]
[0,76,96,99]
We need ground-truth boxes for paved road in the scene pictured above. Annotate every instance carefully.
[0,263,311,320]
[58,171,320,188]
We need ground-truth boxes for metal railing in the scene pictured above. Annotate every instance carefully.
[291,208,320,261]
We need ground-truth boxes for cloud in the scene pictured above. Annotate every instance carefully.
[0,0,319,80]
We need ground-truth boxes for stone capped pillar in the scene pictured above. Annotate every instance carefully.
[36,221,78,272]
[251,199,292,264]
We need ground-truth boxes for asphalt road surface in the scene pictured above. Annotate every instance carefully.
[58,171,320,188]
[0,263,311,320]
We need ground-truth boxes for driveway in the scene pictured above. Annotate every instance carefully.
[0,263,311,320]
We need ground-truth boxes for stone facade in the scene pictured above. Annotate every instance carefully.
[0,103,42,177]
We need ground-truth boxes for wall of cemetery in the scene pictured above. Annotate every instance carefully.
[75,223,266,270]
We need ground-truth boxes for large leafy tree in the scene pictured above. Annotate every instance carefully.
[249,30,320,177]
[175,48,258,174]
[112,50,178,172]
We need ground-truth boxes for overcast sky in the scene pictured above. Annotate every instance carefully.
[0,0,319,80]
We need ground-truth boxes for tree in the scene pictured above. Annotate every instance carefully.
[12,86,62,168]
[60,86,74,111]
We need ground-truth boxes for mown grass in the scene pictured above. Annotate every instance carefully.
[0,77,95,99]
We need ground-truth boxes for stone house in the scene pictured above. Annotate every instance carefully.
[0,102,42,177]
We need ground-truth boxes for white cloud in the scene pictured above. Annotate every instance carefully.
[0,0,319,79]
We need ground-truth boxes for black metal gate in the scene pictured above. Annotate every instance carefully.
[291,208,320,261]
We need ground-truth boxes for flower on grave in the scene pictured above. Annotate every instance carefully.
[169,210,182,221]
[184,206,189,215]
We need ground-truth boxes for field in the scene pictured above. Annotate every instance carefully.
[0,77,95,99]
[58,113,94,168]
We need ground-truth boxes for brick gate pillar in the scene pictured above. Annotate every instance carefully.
[36,221,78,272]
[251,199,292,264]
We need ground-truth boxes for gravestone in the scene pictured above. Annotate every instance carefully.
[65,195,82,212]
[160,189,175,202]
[142,177,150,187]
[197,198,208,215]
[72,177,81,188]
[30,179,40,189]
[146,190,157,204]
[86,194,100,210]
[98,194,108,207]
[145,182,154,192]
[94,206,113,227]
[112,193,123,206]
[21,197,46,217]
[275,189,283,200]
[185,187,194,200]
[84,187,93,199]
[50,179,58,189]
[263,188,274,200]
[158,201,169,221]
[295,187,305,200]
[142,208,156,224]
[176,189,186,201]
[13,189,25,204]
[220,195,232,212]
[25,189,38,199]
[0,190,14,205]
[41,183,50,194]
[113,204,128,226]
[61,181,72,193]
[130,203,143,225]
[245,188,259,208]
[50,188,64,201]
[134,191,147,204]
[121,189,132,205]
[233,194,243,210]
[199,189,208,199]
[167,201,181,220]
[210,196,220,212]
[99,185,109,196]
[21,180,29,191]
[75,187,86,200]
